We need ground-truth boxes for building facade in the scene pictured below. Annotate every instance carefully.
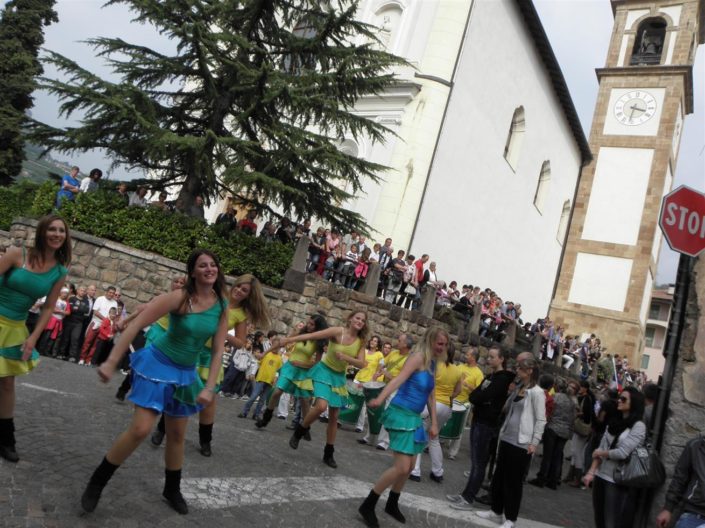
[549,0,703,365]
[642,285,674,380]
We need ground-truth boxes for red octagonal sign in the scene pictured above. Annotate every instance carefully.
[660,185,705,257]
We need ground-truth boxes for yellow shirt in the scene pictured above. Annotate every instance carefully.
[289,340,316,364]
[434,362,463,405]
[322,337,361,373]
[455,364,484,404]
[383,350,409,379]
[355,351,384,383]
[255,351,283,384]
[204,307,246,348]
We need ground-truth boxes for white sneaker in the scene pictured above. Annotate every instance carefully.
[464,470,470,478]
[500,521,515,528]
[475,509,504,523]
[78,360,84,365]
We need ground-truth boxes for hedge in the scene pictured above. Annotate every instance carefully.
[2,180,294,287]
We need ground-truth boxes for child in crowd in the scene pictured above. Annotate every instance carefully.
[93,307,117,366]
[38,288,71,356]
[239,337,282,419]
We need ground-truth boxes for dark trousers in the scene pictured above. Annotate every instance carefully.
[490,441,531,522]
[221,367,247,395]
[592,476,635,528]
[537,428,568,486]
[58,321,84,360]
[93,338,113,365]
[462,421,497,502]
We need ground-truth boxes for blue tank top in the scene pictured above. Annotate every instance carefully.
[391,367,436,414]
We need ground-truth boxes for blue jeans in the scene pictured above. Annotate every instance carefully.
[461,421,497,502]
[242,382,271,418]
[676,512,705,528]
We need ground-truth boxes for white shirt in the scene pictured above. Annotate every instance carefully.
[90,296,118,330]
[129,193,148,207]
[80,178,98,193]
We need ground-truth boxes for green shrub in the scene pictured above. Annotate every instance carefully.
[0,180,41,230]
[0,183,294,287]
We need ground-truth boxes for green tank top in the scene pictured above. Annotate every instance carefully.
[0,259,67,321]
[200,307,245,366]
[289,340,317,363]
[322,337,361,373]
[153,299,225,366]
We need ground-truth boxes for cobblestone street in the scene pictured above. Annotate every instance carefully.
[1,359,593,528]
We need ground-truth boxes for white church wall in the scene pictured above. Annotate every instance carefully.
[568,253,633,312]
[409,0,583,322]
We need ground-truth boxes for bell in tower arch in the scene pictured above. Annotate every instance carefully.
[631,18,667,65]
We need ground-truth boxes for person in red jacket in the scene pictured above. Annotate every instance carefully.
[93,308,117,366]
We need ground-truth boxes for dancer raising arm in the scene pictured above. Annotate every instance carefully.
[256,314,328,430]
[0,215,71,462]
[81,249,228,515]
[358,326,447,528]
[271,311,368,468]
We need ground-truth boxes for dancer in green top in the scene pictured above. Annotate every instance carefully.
[271,311,369,468]
[0,214,71,463]
[81,249,229,515]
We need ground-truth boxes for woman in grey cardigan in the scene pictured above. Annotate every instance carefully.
[474,353,546,528]
[583,386,646,528]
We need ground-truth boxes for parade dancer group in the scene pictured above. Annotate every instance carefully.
[0,213,490,525]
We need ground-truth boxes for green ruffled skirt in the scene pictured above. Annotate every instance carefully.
[309,361,349,409]
[383,404,427,455]
[276,361,314,397]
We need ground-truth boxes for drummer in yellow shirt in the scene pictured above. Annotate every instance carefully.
[359,333,414,449]
[410,345,462,483]
[448,346,484,459]
[353,337,385,433]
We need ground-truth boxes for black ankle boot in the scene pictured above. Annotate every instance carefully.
[199,423,213,457]
[385,491,406,523]
[163,468,188,514]
[323,443,337,468]
[81,457,119,512]
[358,489,380,528]
[256,408,273,429]
[289,424,309,450]
[0,418,19,463]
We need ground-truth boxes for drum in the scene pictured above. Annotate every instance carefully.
[440,402,470,440]
[338,381,365,426]
[362,381,386,435]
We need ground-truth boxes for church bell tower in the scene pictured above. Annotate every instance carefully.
[550,0,704,366]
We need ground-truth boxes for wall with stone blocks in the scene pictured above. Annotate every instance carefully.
[0,219,471,351]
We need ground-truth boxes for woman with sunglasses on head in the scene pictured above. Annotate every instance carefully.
[81,249,229,515]
[256,314,328,430]
[583,386,646,528]
[474,352,546,528]
[271,310,369,468]
[0,215,71,463]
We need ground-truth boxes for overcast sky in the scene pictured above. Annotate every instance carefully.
[25,0,705,284]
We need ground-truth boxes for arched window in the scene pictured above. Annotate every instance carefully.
[557,199,571,244]
[372,4,404,51]
[630,18,667,66]
[284,19,318,74]
[503,106,525,170]
[533,161,551,213]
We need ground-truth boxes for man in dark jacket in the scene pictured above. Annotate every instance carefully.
[656,435,705,528]
[58,286,92,361]
[447,346,515,509]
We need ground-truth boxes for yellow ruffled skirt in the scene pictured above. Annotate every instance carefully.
[0,315,40,377]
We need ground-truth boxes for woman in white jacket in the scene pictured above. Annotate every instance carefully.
[475,353,546,528]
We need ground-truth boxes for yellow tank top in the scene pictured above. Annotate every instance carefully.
[204,307,246,348]
[322,336,361,373]
[289,340,317,363]
[156,314,169,330]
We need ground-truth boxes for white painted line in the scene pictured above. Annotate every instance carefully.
[19,383,79,397]
[182,475,560,528]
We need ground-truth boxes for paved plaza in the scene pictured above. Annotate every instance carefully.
[1,359,592,527]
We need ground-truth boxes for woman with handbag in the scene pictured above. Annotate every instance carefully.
[583,386,646,528]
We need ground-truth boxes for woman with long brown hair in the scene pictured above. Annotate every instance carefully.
[0,214,71,462]
[81,249,229,515]
[271,310,368,468]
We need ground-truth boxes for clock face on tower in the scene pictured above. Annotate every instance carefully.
[613,90,657,126]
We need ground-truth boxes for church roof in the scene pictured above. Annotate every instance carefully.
[514,0,592,163]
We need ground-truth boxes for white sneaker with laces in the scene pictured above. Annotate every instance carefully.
[500,521,515,528]
[474,509,504,523]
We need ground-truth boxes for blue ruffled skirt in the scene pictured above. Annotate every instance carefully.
[127,344,202,417]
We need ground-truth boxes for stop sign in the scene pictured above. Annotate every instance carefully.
[659,185,705,257]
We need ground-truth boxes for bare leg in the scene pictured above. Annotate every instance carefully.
[0,376,15,418]
[373,452,413,494]
[327,407,340,445]
[266,388,284,411]
[199,397,216,425]
[164,415,188,470]
[301,398,328,428]
[106,406,159,465]
[300,397,311,417]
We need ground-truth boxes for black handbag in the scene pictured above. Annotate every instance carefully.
[613,445,666,488]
